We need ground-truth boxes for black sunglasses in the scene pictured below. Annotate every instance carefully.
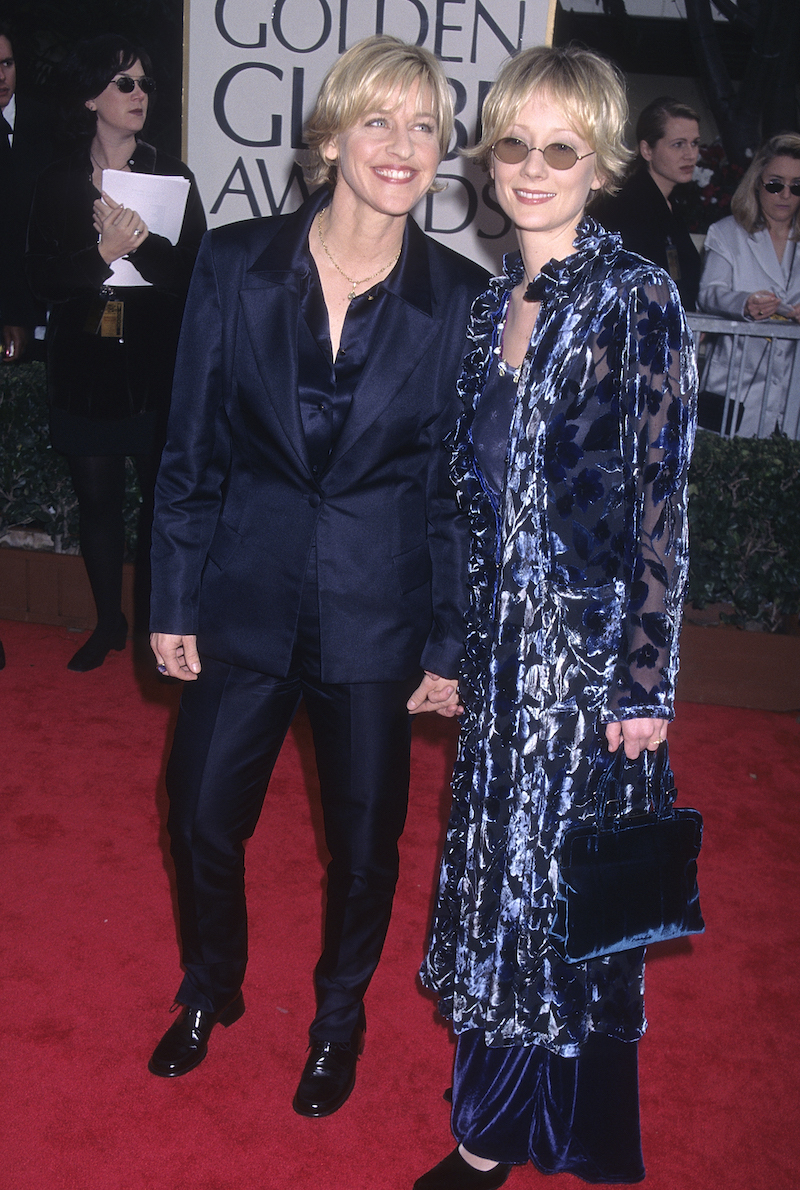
[491,137,595,170]
[112,75,156,95]
[761,179,800,196]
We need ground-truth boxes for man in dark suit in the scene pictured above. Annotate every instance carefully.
[0,23,56,362]
[147,36,487,1117]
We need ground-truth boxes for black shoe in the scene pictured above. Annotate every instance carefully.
[147,992,245,1078]
[414,1148,512,1190]
[67,614,128,672]
[292,1011,366,1117]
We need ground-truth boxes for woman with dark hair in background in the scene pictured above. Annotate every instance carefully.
[26,34,205,670]
[698,132,800,436]
[416,46,696,1189]
[594,95,702,309]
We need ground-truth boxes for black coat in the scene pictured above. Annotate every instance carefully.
[593,169,701,310]
[150,190,489,683]
[26,140,206,419]
[0,90,58,328]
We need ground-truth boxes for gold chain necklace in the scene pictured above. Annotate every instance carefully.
[317,210,401,300]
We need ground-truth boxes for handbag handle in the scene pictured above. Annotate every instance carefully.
[594,740,676,830]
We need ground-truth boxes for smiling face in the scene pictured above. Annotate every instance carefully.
[86,58,149,138]
[489,91,603,262]
[0,35,16,111]
[325,82,442,220]
[758,155,800,230]
[640,116,700,198]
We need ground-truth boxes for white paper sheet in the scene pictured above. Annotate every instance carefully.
[100,169,191,287]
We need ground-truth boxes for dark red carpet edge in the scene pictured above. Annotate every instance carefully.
[1,617,798,1190]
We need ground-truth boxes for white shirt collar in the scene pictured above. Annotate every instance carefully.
[2,92,15,135]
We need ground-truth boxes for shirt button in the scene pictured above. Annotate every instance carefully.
[308,493,320,508]
[317,403,326,411]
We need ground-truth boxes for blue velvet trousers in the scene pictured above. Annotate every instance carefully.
[452,1030,645,1184]
[164,557,416,1041]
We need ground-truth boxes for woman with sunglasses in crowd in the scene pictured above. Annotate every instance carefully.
[415,45,696,1190]
[27,34,205,670]
[698,133,800,436]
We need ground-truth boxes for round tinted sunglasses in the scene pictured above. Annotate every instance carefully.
[491,137,595,170]
[761,178,800,196]
[112,75,156,95]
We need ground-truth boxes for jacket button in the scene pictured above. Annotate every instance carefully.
[308,493,320,508]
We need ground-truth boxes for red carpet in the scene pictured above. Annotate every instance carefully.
[1,617,798,1190]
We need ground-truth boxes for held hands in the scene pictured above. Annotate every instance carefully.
[94,191,149,264]
[407,671,462,718]
[150,633,201,681]
[605,718,666,761]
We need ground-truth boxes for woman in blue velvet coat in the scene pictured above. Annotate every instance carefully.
[416,47,697,1190]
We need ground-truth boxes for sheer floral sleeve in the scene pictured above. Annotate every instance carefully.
[602,278,697,720]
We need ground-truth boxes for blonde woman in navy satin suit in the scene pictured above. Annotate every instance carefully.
[147,36,488,1116]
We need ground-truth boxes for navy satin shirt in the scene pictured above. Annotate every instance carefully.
[296,219,414,477]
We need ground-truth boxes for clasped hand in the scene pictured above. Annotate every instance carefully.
[745,289,800,322]
[93,191,149,264]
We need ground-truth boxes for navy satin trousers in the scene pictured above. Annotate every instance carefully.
[452,1030,645,1183]
[164,556,416,1041]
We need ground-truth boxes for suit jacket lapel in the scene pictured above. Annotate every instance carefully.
[329,218,440,464]
[752,228,786,291]
[235,191,332,475]
[239,279,312,474]
[330,295,439,463]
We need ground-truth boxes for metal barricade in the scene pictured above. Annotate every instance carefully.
[686,314,800,440]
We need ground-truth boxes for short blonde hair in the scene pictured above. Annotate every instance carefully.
[304,35,454,189]
[731,132,800,238]
[467,44,631,198]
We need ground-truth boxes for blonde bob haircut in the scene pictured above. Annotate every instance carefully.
[731,132,800,238]
[304,35,454,189]
[467,44,631,199]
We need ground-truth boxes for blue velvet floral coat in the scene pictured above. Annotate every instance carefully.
[421,219,697,1056]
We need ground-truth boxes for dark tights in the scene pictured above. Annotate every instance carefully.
[67,452,159,634]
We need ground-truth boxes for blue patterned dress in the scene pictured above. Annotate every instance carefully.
[421,218,697,1058]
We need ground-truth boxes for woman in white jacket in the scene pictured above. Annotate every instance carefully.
[698,132,800,436]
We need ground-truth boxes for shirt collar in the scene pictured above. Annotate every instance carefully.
[250,187,434,317]
[3,93,15,133]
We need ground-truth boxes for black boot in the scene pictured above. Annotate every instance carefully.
[67,613,128,672]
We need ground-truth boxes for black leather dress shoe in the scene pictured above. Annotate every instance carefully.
[148,992,245,1078]
[413,1148,512,1189]
[292,1012,366,1117]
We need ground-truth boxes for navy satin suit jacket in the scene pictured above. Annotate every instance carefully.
[150,190,488,683]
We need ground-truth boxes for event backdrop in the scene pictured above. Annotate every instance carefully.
[184,0,555,271]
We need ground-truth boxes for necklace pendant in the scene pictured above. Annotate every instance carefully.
[347,287,357,301]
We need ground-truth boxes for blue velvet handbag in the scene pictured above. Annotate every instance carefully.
[550,742,704,963]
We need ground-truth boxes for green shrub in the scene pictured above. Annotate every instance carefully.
[0,362,141,555]
[3,366,799,633]
[687,429,800,631]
